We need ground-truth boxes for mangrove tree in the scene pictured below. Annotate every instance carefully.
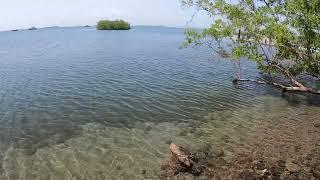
[96,20,131,30]
[182,0,320,94]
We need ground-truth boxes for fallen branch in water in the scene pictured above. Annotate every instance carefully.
[233,78,320,95]
[233,78,266,84]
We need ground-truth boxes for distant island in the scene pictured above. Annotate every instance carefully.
[96,20,130,30]
[28,26,37,30]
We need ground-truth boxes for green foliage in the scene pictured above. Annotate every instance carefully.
[96,20,131,30]
[182,0,320,79]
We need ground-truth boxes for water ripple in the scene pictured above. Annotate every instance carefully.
[0,26,319,179]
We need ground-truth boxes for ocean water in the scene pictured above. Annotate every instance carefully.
[0,26,319,179]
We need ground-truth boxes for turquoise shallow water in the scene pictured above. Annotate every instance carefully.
[0,26,319,179]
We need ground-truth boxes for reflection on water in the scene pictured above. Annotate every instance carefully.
[0,26,319,179]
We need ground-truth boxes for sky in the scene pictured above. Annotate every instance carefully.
[0,0,211,31]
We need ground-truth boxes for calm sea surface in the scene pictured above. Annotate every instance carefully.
[0,26,319,179]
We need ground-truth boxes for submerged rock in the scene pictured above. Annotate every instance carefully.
[313,122,320,128]
[285,161,300,173]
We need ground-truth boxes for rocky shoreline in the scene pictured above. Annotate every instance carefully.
[160,111,320,179]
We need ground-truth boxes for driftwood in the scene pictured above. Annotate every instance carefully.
[170,143,193,167]
[160,143,204,177]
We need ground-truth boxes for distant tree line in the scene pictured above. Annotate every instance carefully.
[97,20,131,30]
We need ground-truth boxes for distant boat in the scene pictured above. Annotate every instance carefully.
[84,25,90,27]
[11,29,18,32]
[28,27,37,30]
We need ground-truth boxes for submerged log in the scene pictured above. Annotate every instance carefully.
[170,143,193,167]
[160,143,204,177]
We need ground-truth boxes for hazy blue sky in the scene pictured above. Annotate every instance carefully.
[1,0,210,30]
